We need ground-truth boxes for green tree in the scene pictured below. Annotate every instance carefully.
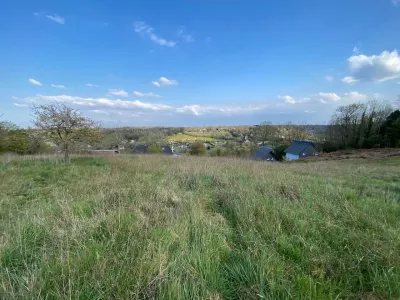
[148,144,163,154]
[189,140,206,156]
[274,144,289,161]
[7,129,30,154]
[380,110,400,147]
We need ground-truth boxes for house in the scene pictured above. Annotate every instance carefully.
[251,146,277,161]
[284,140,319,161]
[132,145,148,154]
[161,145,174,155]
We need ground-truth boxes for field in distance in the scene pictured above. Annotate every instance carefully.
[1,155,399,299]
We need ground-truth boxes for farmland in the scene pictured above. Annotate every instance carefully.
[1,155,400,299]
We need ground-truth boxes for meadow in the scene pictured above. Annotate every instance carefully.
[0,155,399,299]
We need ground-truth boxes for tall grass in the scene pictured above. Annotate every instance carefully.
[1,155,399,299]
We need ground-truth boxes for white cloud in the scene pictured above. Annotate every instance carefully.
[393,0,400,6]
[133,91,161,98]
[134,21,176,47]
[107,89,128,97]
[278,95,297,104]
[325,76,334,82]
[46,14,65,24]
[13,103,29,108]
[51,84,66,89]
[343,50,400,83]
[152,77,178,87]
[343,91,368,101]
[177,28,195,43]
[341,76,359,84]
[15,94,271,117]
[353,47,360,54]
[86,83,98,87]
[29,78,42,86]
[319,92,341,102]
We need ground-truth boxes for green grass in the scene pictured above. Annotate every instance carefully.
[166,133,219,142]
[1,155,400,299]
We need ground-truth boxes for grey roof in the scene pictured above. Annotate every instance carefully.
[284,140,318,155]
[162,145,173,155]
[251,146,277,161]
[132,145,148,153]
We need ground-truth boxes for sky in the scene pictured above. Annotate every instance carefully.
[1,0,400,127]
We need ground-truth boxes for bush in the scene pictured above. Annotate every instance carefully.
[148,144,163,154]
[189,140,207,156]
[274,144,289,161]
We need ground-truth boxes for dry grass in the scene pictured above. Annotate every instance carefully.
[1,155,400,299]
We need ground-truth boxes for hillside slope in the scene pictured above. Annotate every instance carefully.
[1,155,399,299]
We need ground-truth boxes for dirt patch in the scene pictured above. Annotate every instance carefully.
[304,148,400,161]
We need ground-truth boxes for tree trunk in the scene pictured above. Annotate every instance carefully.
[64,142,70,163]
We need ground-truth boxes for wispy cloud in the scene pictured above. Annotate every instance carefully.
[353,46,361,54]
[392,0,400,6]
[278,95,297,104]
[325,76,334,82]
[341,76,359,84]
[319,92,341,102]
[29,78,42,86]
[107,89,128,97]
[177,28,195,43]
[13,103,29,108]
[46,14,65,24]
[134,21,176,47]
[152,77,178,87]
[51,84,66,89]
[86,83,98,87]
[133,91,161,98]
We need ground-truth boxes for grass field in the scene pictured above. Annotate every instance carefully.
[1,155,400,299]
[166,133,220,143]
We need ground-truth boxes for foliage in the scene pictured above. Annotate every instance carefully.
[148,144,163,154]
[379,110,400,147]
[1,155,400,299]
[273,143,289,161]
[32,104,101,162]
[328,100,392,149]
[189,140,207,156]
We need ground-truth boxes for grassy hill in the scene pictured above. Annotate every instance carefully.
[1,155,399,299]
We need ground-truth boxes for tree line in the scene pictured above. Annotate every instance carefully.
[1,98,400,161]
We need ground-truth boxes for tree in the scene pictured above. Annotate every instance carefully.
[328,100,392,149]
[252,121,277,146]
[32,104,101,162]
[380,110,400,147]
[189,140,206,156]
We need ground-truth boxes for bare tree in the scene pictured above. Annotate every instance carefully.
[329,100,392,148]
[252,121,277,146]
[281,122,314,142]
[32,104,101,162]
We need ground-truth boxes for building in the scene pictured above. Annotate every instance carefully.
[284,140,319,161]
[161,145,174,155]
[251,146,277,161]
[132,145,148,154]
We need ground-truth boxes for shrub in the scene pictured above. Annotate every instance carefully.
[189,140,207,156]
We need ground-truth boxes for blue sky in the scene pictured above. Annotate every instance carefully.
[1,0,400,127]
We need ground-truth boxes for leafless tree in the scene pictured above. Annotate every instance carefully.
[329,100,392,148]
[32,104,102,162]
[252,121,277,145]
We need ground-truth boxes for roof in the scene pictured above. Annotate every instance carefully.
[162,145,173,155]
[284,140,318,155]
[251,146,277,161]
[132,145,148,153]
